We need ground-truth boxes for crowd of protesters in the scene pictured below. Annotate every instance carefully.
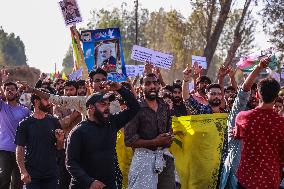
[0,57,283,189]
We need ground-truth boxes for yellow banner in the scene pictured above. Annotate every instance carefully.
[116,113,228,188]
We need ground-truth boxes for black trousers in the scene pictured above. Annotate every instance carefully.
[57,150,71,189]
[0,150,22,189]
[26,177,59,189]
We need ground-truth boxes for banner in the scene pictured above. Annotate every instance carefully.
[116,113,228,188]
[131,45,173,69]
[81,28,127,82]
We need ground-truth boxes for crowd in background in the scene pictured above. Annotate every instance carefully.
[0,57,283,189]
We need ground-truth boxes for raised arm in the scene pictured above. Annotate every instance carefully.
[24,85,87,113]
[182,66,192,101]
[228,66,238,91]
[242,57,269,92]
[0,68,9,98]
[111,86,140,130]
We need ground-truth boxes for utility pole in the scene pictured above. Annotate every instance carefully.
[134,0,138,65]
[134,0,138,45]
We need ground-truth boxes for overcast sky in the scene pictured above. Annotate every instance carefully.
[0,0,270,73]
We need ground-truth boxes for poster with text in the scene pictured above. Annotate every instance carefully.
[59,0,82,26]
[81,28,126,82]
[131,45,173,69]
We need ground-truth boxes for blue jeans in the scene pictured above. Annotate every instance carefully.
[26,177,59,189]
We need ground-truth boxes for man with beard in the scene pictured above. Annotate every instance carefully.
[171,84,187,117]
[124,73,176,189]
[77,80,87,96]
[53,81,82,189]
[22,68,125,188]
[0,81,30,189]
[15,91,64,189]
[65,81,139,189]
[182,65,227,114]
[24,68,108,119]
[54,78,65,96]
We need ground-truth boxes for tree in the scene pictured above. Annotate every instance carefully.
[62,46,74,75]
[261,0,284,51]
[0,27,27,66]
[191,0,234,71]
[218,0,256,66]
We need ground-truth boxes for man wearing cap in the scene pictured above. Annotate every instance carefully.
[65,81,140,189]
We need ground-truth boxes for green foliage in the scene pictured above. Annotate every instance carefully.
[0,27,27,66]
[62,46,74,75]
[261,0,284,50]
[62,2,256,83]
[218,9,257,59]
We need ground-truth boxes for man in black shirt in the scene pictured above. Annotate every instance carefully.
[66,81,139,189]
[15,91,64,189]
[171,84,187,117]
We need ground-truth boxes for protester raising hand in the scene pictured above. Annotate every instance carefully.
[183,65,192,82]
[182,65,193,101]
[193,61,202,77]
[0,67,9,84]
[258,56,270,69]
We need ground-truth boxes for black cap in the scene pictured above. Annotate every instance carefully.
[86,92,110,107]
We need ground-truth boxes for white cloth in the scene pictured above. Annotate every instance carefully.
[127,148,175,189]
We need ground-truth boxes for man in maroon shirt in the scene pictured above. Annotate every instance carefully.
[234,76,284,189]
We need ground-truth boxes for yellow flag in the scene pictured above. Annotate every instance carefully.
[116,113,228,189]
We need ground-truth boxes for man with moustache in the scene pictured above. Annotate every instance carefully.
[22,68,124,188]
[15,90,64,189]
[77,80,87,96]
[182,66,228,114]
[65,81,140,189]
[171,84,187,117]
[0,81,30,189]
[54,78,65,96]
[25,68,108,119]
[124,73,176,189]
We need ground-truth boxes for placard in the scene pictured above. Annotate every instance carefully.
[192,55,207,69]
[125,65,144,77]
[81,28,127,82]
[131,45,173,69]
[59,0,82,26]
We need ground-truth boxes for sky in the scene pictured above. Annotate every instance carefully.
[0,0,270,73]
